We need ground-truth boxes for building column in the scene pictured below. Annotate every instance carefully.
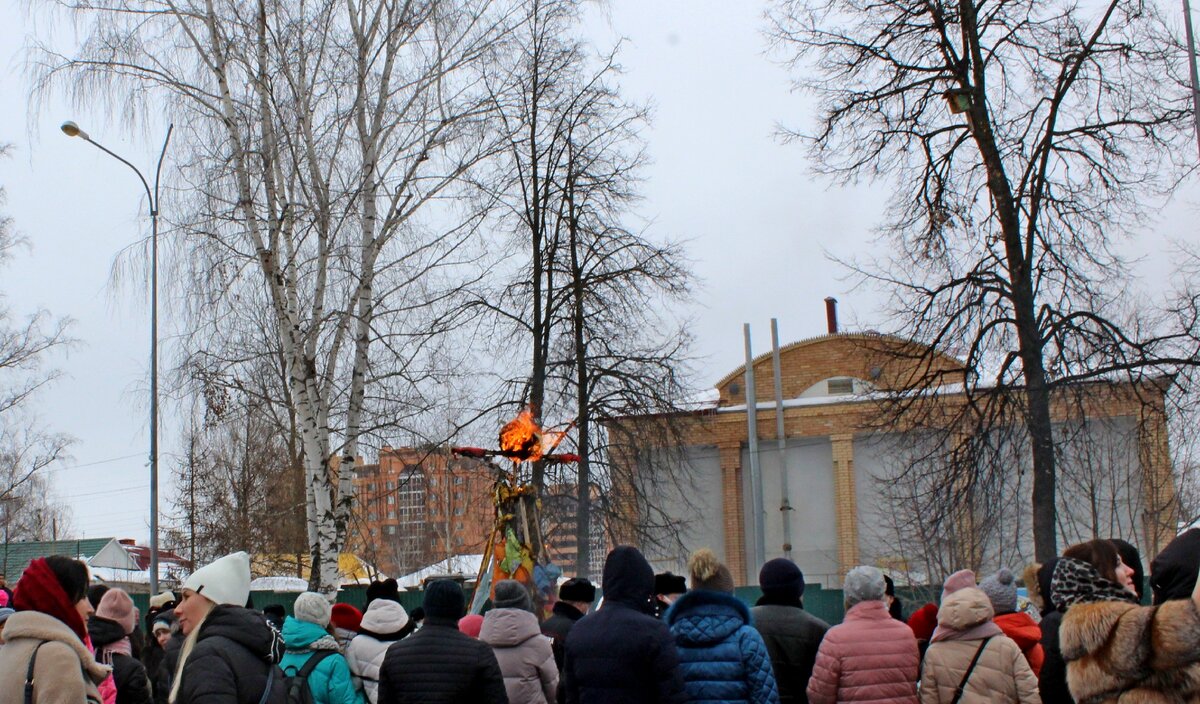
[1139,405,1178,558]
[831,434,859,577]
[718,443,747,584]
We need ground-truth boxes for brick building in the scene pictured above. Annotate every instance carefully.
[609,327,1177,588]
[351,447,495,577]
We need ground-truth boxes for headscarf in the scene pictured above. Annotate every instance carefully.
[1051,557,1138,609]
[13,558,88,643]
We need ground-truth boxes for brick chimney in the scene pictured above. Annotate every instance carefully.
[825,297,839,334]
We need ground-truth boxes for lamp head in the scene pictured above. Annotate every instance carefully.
[60,121,89,140]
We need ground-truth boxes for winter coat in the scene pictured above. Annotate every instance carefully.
[480,608,557,704]
[89,616,153,704]
[750,602,829,704]
[993,612,1044,679]
[1059,597,1200,703]
[1037,610,1071,704]
[279,618,364,704]
[0,610,109,704]
[141,636,173,704]
[377,617,509,704]
[346,600,410,704]
[561,546,688,704]
[172,605,287,704]
[918,589,1039,704]
[805,600,919,704]
[541,602,585,672]
[665,589,780,704]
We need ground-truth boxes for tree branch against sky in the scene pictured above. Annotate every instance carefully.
[769,0,1200,560]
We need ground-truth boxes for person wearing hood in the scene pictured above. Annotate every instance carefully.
[918,570,1038,704]
[979,569,1044,678]
[90,588,153,704]
[1108,539,1144,602]
[480,580,557,704]
[168,551,287,704]
[750,557,826,704]
[665,549,779,704]
[0,556,110,704]
[541,578,594,672]
[378,579,507,703]
[1054,538,1200,703]
[280,593,364,704]
[1149,527,1200,605]
[346,598,412,704]
[1030,558,1071,704]
[806,565,918,704]
[561,546,687,704]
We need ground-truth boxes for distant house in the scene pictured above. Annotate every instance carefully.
[0,538,145,589]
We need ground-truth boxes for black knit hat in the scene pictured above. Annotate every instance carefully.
[654,572,687,596]
[558,578,596,603]
[759,558,805,600]
[423,580,465,621]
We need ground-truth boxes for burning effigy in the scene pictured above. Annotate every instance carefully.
[452,406,578,613]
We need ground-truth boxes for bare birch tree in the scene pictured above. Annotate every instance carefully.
[32,0,516,593]
[769,0,1200,560]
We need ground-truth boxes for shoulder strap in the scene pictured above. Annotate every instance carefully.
[297,650,335,679]
[950,637,992,704]
[258,666,275,704]
[25,641,49,704]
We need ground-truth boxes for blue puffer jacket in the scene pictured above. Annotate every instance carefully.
[666,590,781,704]
[279,617,365,704]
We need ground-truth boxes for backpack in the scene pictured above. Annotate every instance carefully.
[283,650,334,704]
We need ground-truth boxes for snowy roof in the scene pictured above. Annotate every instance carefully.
[250,576,310,593]
[396,554,484,590]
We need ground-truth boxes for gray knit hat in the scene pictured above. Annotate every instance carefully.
[493,579,533,612]
[844,566,886,607]
[293,591,332,628]
[979,568,1019,615]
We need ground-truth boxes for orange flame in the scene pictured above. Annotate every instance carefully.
[499,406,568,462]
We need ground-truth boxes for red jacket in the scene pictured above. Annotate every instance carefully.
[992,612,1044,678]
[806,600,919,704]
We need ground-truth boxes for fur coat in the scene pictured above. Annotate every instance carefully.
[1060,598,1200,703]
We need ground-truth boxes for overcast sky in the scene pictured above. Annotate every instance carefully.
[1,0,1196,542]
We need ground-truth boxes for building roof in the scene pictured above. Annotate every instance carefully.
[396,554,484,590]
[0,538,138,582]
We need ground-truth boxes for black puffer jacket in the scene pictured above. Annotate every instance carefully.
[377,617,508,703]
[1036,558,1073,704]
[561,546,687,704]
[751,598,829,704]
[542,602,586,671]
[89,616,153,704]
[173,605,287,704]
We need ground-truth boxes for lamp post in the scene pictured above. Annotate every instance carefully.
[62,120,173,595]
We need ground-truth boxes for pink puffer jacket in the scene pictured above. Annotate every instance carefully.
[807,600,919,704]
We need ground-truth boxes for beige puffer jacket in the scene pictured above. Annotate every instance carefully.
[0,610,110,704]
[479,607,557,704]
[919,588,1040,704]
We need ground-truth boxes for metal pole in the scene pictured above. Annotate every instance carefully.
[1184,0,1200,159]
[743,324,766,575]
[770,319,793,559]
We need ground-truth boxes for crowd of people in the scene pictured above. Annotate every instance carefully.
[2,531,1200,704]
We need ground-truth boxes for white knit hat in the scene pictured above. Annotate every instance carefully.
[183,551,252,607]
[293,592,332,628]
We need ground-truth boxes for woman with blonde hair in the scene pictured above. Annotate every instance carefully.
[169,552,286,704]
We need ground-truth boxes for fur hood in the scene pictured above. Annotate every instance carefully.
[1060,597,1200,703]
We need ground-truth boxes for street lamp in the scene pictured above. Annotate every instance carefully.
[62,120,173,595]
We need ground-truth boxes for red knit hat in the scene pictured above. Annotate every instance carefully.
[330,603,363,632]
[907,602,939,642]
[14,558,88,643]
[458,613,483,638]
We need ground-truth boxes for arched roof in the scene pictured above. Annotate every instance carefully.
[714,332,965,406]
